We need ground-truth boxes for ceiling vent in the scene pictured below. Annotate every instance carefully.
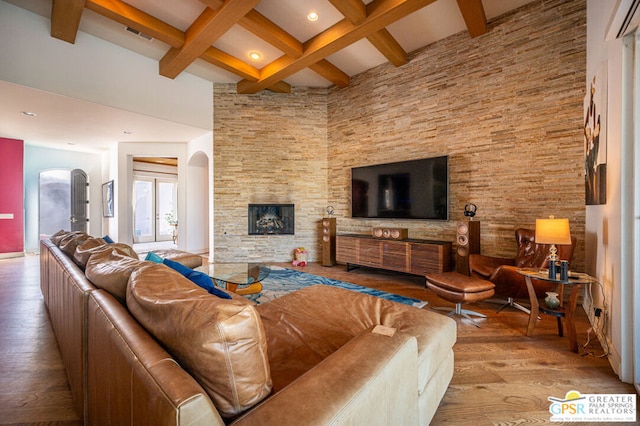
[125,26,153,41]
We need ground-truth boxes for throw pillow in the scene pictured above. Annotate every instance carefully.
[162,257,192,276]
[163,258,231,299]
[127,263,272,418]
[145,251,164,263]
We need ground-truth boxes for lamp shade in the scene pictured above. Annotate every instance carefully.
[535,217,572,245]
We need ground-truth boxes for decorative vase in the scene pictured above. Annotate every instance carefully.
[545,292,560,309]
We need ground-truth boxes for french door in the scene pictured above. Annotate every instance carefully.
[133,177,177,243]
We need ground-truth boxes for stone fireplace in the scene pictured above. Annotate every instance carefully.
[248,204,294,235]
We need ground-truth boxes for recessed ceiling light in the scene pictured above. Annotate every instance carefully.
[249,51,261,60]
[21,111,36,117]
[307,11,319,22]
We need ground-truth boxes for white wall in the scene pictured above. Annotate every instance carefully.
[585,0,631,382]
[0,0,212,130]
[187,132,213,255]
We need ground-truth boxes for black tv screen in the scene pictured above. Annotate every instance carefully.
[351,156,449,220]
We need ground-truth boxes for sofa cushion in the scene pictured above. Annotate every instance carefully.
[50,229,68,245]
[151,249,203,268]
[127,263,272,419]
[74,237,141,270]
[85,248,145,304]
[73,237,107,268]
[256,284,456,396]
[57,232,91,258]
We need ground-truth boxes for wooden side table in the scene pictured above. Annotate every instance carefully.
[518,268,596,353]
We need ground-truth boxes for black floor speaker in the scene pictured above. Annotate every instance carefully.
[455,221,480,275]
[321,217,336,266]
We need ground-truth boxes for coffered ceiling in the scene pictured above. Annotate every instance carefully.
[10,0,535,92]
[1,0,535,152]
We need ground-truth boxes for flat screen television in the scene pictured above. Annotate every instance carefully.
[351,156,449,220]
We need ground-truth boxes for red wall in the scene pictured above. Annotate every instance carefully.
[0,137,24,254]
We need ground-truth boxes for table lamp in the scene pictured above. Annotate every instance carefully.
[535,216,571,278]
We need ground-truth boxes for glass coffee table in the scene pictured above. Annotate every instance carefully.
[195,263,270,295]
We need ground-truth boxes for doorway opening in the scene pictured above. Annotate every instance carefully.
[39,168,88,238]
[132,158,178,245]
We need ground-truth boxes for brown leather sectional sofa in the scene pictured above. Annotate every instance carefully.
[40,232,456,425]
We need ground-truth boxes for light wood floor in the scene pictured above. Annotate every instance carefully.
[0,255,636,425]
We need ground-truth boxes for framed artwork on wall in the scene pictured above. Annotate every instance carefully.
[102,180,114,217]
[584,61,607,205]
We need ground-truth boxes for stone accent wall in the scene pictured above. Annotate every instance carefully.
[213,85,328,262]
[212,0,586,269]
[327,0,586,269]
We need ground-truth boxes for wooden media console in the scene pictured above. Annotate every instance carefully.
[336,234,452,276]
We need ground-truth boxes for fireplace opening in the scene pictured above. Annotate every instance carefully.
[248,204,294,235]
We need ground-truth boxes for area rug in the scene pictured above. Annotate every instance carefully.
[243,266,428,308]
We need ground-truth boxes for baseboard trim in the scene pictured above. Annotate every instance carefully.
[0,251,25,259]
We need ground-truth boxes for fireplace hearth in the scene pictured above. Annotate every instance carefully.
[248,204,294,235]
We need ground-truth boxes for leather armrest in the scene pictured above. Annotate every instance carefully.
[468,254,515,279]
[488,264,528,298]
[234,329,419,426]
[489,265,557,299]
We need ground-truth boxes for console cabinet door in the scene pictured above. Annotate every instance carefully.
[358,238,382,267]
[336,236,356,264]
[411,243,451,274]
[382,241,409,272]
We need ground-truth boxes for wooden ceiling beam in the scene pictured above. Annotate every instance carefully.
[200,47,260,82]
[241,10,303,57]
[201,0,348,88]
[51,0,86,44]
[456,0,487,38]
[238,0,436,94]
[329,0,366,24]
[367,29,407,66]
[239,9,349,88]
[159,0,261,79]
[88,0,288,91]
[200,0,304,57]
[309,61,350,88]
[86,0,184,48]
[330,0,407,66]
[265,81,293,94]
[200,47,291,93]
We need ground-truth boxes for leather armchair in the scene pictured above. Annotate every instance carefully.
[469,228,577,312]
